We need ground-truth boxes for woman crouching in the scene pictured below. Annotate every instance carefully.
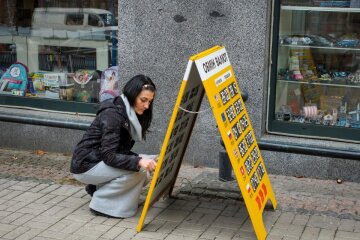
[70,74,157,218]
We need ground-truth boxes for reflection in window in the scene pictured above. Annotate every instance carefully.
[88,14,103,27]
[65,14,84,26]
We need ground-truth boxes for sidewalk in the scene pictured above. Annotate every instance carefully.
[0,147,359,240]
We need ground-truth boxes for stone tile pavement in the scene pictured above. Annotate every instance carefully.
[0,147,359,239]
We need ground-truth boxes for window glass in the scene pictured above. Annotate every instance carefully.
[269,0,360,141]
[66,14,84,26]
[0,0,118,113]
[88,14,103,27]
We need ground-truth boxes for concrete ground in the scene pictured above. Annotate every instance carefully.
[0,147,359,240]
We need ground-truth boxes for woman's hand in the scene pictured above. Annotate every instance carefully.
[138,158,157,172]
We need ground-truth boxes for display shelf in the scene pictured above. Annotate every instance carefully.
[279,44,360,52]
[277,79,360,88]
[281,5,360,13]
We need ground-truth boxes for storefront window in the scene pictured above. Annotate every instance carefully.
[0,0,118,113]
[268,0,360,142]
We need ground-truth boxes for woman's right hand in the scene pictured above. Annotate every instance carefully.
[138,158,157,172]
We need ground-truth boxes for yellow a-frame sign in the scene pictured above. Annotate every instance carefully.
[137,46,277,240]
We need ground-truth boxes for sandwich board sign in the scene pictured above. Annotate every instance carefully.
[137,46,277,240]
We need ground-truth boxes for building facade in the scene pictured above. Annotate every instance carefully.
[0,0,359,181]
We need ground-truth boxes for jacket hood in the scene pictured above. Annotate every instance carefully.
[97,96,126,116]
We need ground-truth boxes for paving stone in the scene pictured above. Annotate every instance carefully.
[115,220,138,229]
[0,223,17,233]
[64,213,95,223]
[100,226,126,239]
[11,213,35,226]
[271,224,304,238]
[34,194,58,204]
[8,184,35,191]
[17,202,52,215]
[61,221,87,234]
[164,234,198,240]
[0,200,28,212]
[14,228,42,240]
[82,222,113,233]
[198,201,226,210]
[211,215,245,230]
[232,229,257,240]
[195,213,218,226]
[300,226,320,240]
[263,210,281,230]
[57,196,89,209]
[44,195,68,205]
[276,212,296,224]
[50,185,82,197]
[101,218,121,227]
[135,230,170,239]
[29,184,51,193]
[73,226,105,238]
[38,230,71,239]
[0,181,19,191]
[23,220,54,230]
[318,229,335,240]
[157,222,179,233]
[152,198,175,208]
[157,209,190,222]
[1,190,23,200]
[199,226,222,239]
[291,214,310,226]
[143,219,165,232]
[38,184,62,194]
[212,228,237,240]
[338,218,356,232]
[2,226,30,239]
[183,212,204,224]
[307,215,340,230]
[0,210,11,218]
[113,228,137,240]
[265,231,284,240]
[335,230,360,240]
[0,212,24,224]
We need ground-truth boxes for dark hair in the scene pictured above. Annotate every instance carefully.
[123,74,156,139]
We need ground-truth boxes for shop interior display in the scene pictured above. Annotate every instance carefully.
[275,2,360,129]
[0,62,101,103]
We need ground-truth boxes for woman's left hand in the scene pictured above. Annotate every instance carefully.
[138,158,157,172]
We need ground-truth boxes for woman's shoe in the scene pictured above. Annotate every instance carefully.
[85,184,96,196]
[90,208,122,218]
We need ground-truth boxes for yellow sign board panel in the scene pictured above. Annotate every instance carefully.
[137,46,277,240]
[137,59,205,232]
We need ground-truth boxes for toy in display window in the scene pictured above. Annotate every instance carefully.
[73,69,100,103]
[28,72,68,99]
[0,62,29,96]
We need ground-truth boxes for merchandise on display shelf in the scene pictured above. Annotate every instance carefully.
[73,69,100,103]
[99,66,120,102]
[0,62,29,96]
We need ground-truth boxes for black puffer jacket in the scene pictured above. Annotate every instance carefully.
[70,97,141,174]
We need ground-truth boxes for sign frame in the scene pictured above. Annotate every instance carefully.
[137,46,277,240]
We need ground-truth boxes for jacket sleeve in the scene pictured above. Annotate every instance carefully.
[99,109,141,171]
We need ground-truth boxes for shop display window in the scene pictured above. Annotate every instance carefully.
[0,0,118,114]
[268,0,360,142]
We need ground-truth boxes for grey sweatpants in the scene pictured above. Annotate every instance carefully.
[73,161,147,218]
